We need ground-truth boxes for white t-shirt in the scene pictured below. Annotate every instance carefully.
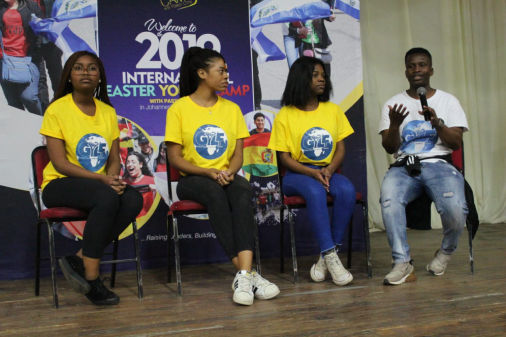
[378,89,468,160]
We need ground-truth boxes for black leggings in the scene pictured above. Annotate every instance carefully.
[176,175,255,259]
[42,177,143,259]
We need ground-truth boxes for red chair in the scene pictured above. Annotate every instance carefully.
[277,156,372,283]
[165,159,261,296]
[32,146,143,308]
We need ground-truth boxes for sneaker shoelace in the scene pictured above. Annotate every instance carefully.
[252,272,270,288]
[326,254,344,272]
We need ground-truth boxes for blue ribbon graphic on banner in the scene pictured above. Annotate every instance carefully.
[29,0,97,60]
[334,0,360,20]
[250,0,331,27]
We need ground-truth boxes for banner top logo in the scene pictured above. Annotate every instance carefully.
[160,0,197,10]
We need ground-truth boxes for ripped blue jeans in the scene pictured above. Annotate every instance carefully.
[380,161,468,263]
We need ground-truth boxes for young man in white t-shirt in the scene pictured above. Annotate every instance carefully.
[378,47,469,285]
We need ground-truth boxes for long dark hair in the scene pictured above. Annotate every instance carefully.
[52,51,112,106]
[123,151,152,179]
[179,46,225,97]
[281,56,332,108]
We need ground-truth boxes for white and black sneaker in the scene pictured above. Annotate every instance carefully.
[231,270,254,306]
[251,271,280,300]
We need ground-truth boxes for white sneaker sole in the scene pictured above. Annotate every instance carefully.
[332,273,353,286]
[383,270,416,285]
[426,264,445,276]
[255,287,280,300]
[233,293,254,306]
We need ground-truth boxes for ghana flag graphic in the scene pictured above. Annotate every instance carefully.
[243,133,277,177]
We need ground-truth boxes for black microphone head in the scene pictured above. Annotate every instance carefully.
[416,87,427,96]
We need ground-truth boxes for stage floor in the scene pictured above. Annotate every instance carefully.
[1,223,505,337]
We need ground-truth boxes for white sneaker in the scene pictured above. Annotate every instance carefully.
[231,271,254,306]
[426,250,452,276]
[324,251,353,286]
[251,271,280,300]
[384,261,416,285]
[310,255,327,282]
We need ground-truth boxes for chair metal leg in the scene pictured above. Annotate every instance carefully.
[254,220,261,275]
[35,220,41,296]
[347,216,353,269]
[167,214,172,283]
[361,201,372,278]
[173,216,182,296]
[468,223,474,274]
[288,208,298,283]
[46,221,59,308]
[132,221,143,299]
[110,239,119,288]
[280,207,285,273]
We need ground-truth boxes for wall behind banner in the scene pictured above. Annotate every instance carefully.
[0,0,367,280]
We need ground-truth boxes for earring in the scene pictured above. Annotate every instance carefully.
[68,79,71,83]
[99,79,102,83]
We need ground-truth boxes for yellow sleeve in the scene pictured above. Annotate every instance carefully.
[39,106,63,140]
[335,106,354,142]
[235,106,250,139]
[164,103,182,144]
[268,109,290,152]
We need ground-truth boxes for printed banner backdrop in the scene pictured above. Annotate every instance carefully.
[0,0,366,280]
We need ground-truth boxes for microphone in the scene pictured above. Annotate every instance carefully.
[416,87,431,121]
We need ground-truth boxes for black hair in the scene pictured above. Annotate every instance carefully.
[155,141,167,166]
[53,50,112,106]
[281,56,331,108]
[123,151,152,178]
[179,46,225,97]
[253,112,265,120]
[405,47,432,65]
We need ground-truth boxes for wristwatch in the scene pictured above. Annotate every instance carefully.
[437,118,445,128]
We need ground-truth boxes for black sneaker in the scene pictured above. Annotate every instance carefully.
[58,255,90,294]
[85,278,120,305]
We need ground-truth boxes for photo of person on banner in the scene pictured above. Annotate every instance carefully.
[122,151,156,218]
[0,0,43,115]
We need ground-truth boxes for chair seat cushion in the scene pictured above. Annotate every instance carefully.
[40,207,88,220]
[283,192,364,206]
[170,200,206,212]
[283,194,333,206]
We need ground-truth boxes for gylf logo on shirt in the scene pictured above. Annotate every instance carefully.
[400,120,438,154]
[193,124,228,159]
[76,133,109,171]
[301,127,333,160]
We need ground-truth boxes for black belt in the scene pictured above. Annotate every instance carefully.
[390,154,452,176]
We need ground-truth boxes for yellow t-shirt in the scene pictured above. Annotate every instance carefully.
[39,94,120,189]
[164,96,249,173]
[268,102,354,166]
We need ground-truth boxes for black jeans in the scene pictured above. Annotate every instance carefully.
[176,174,255,259]
[42,177,143,259]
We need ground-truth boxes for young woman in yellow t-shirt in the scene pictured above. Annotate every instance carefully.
[39,51,143,305]
[165,47,279,305]
[268,56,356,286]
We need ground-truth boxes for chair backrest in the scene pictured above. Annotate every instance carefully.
[31,146,49,214]
[452,146,464,175]
[164,148,181,201]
